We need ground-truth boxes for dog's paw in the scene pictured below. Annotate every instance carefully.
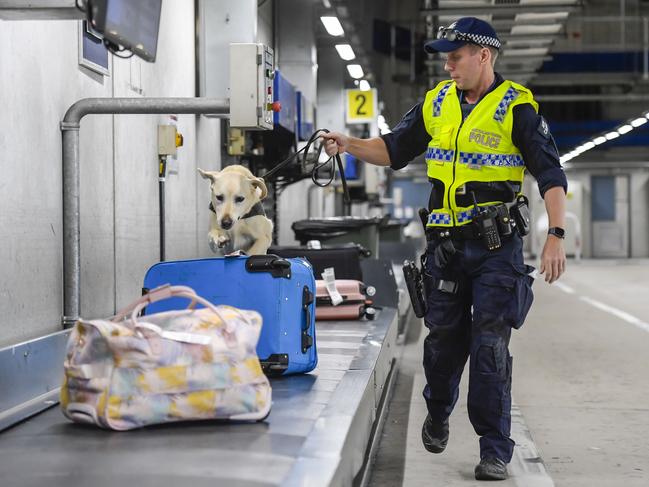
[209,234,230,253]
[217,235,230,248]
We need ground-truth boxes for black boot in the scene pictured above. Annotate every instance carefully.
[421,414,449,453]
[474,457,508,481]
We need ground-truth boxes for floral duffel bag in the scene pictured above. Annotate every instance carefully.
[60,284,271,430]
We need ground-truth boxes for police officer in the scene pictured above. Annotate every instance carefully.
[323,17,567,481]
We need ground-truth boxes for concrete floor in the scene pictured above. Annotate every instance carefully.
[369,259,649,486]
[512,259,649,487]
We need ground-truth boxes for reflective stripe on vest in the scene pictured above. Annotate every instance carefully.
[432,83,452,117]
[493,87,519,123]
[427,210,452,226]
[458,152,525,168]
[425,147,455,162]
[421,79,538,227]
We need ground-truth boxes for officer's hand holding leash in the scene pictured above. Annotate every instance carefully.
[538,186,567,284]
[321,132,393,167]
[322,132,350,156]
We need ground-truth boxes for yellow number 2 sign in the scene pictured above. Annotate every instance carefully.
[346,89,377,124]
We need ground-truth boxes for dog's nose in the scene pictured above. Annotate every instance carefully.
[221,217,233,230]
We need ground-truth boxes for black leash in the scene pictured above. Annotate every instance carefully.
[262,128,351,203]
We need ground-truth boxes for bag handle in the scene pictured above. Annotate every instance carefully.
[112,285,250,334]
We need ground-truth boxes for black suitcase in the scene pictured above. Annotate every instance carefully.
[268,244,369,281]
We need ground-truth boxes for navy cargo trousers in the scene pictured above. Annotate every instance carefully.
[422,232,534,463]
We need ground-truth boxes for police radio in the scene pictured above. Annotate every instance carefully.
[471,192,501,250]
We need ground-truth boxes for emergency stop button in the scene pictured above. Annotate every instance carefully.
[267,102,281,112]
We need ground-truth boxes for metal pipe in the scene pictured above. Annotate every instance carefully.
[158,156,167,262]
[60,97,229,327]
[307,184,320,218]
[159,177,166,261]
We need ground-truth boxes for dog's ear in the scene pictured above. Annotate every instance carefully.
[249,177,268,200]
[198,168,218,183]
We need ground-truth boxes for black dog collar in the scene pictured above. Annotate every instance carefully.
[209,201,266,220]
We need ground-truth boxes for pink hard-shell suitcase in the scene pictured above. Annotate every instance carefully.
[315,279,375,320]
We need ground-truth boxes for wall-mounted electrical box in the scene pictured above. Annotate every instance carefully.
[227,128,246,156]
[158,124,179,157]
[229,43,275,130]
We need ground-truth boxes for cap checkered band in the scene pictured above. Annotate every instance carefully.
[461,32,501,49]
[456,208,477,224]
[437,27,501,50]
[425,147,455,162]
[459,152,525,168]
[493,87,519,122]
[432,83,452,117]
[427,211,452,226]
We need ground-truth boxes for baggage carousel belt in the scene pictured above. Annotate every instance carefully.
[0,308,398,487]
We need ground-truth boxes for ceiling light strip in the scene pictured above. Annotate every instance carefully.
[560,111,649,163]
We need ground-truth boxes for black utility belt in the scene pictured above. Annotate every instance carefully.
[426,196,531,251]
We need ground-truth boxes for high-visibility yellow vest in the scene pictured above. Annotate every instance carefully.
[421,79,538,227]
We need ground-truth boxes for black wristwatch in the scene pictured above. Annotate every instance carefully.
[548,227,565,239]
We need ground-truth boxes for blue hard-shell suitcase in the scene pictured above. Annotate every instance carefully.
[142,255,317,376]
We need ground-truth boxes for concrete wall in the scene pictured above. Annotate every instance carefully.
[0,1,221,347]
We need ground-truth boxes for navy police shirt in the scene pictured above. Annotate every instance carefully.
[381,73,567,197]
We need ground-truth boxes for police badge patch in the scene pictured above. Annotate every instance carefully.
[538,117,550,139]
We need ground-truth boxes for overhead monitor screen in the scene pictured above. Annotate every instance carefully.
[97,0,162,62]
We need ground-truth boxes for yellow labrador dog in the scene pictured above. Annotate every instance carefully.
[198,165,273,255]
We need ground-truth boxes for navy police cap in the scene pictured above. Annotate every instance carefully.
[424,17,501,53]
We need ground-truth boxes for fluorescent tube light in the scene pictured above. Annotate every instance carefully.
[501,47,549,57]
[320,16,344,36]
[515,12,570,22]
[583,141,595,150]
[593,136,606,145]
[617,124,633,134]
[346,64,364,79]
[335,44,355,61]
[359,79,371,91]
[605,131,620,140]
[631,117,647,127]
[511,24,562,35]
